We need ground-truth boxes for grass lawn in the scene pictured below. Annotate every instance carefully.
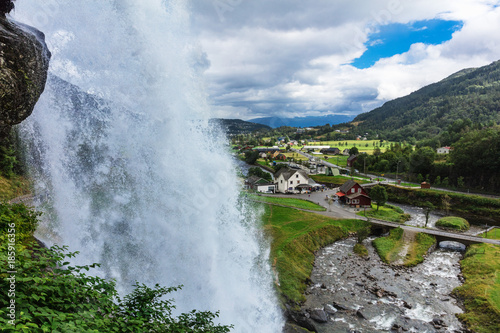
[357,204,410,223]
[372,227,404,263]
[310,175,370,187]
[399,182,421,188]
[372,228,435,266]
[248,194,326,211]
[481,228,500,239]
[453,229,500,333]
[319,154,348,167]
[260,204,368,306]
[282,152,309,161]
[435,216,470,231]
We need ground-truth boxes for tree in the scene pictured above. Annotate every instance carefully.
[410,147,436,176]
[350,146,359,155]
[370,185,388,211]
[423,201,435,228]
[357,226,371,243]
[248,167,272,182]
[244,150,259,164]
[442,194,451,216]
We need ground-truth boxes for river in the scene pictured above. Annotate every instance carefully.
[302,237,465,332]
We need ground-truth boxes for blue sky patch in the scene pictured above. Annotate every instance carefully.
[352,19,464,69]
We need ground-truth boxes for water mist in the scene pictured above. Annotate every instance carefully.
[14,1,283,331]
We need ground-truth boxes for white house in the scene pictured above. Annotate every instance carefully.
[437,146,452,154]
[274,168,310,193]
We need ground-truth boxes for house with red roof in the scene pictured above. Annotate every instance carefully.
[336,179,371,209]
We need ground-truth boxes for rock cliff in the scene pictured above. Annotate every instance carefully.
[0,15,51,138]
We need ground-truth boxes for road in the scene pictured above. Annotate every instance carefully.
[259,190,500,246]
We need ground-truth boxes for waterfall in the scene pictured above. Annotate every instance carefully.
[14,1,283,331]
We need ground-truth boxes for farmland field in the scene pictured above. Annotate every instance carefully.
[295,140,400,154]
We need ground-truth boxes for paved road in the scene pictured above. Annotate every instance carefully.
[258,190,500,246]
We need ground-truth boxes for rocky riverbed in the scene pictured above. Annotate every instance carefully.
[301,237,465,332]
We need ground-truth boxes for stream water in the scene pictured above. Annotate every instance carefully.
[303,238,465,332]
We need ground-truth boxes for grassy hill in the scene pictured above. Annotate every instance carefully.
[351,60,500,144]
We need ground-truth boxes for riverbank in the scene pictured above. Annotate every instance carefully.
[453,230,500,333]
[256,195,500,332]
[302,237,465,332]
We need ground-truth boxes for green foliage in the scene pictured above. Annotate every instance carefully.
[357,226,371,243]
[384,185,500,226]
[410,147,436,176]
[370,185,388,211]
[435,216,470,231]
[0,242,232,333]
[244,150,259,164]
[353,243,368,257]
[0,132,23,178]
[449,126,500,191]
[0,202,40,243]
[0,204,232,332]
[247,166,272,182]
[349,146,359,155]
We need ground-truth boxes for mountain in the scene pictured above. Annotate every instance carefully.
[249,114,355,128]
[352,60,500,143]
[210,118,271,135]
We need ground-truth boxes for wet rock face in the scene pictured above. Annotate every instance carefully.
[0,15,51,137]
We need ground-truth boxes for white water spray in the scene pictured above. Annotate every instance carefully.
[15,1,283,331]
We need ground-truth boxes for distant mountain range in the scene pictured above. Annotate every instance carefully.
[351,59,500,142]
[248,114,355,128]
[210,118,271,135]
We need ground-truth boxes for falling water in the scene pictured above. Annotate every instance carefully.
[14,1,283,331]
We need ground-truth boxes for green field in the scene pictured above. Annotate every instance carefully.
[453,230,500,333]
[311,174,371,187]
[298,140,400,155]
[357,204,410,223]
[281,152,309,161]
[260,204,368,305]
[248,194,326,211]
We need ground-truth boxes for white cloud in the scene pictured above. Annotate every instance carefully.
[191,0,500,120]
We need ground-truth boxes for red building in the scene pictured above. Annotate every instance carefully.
[336,180,371,208]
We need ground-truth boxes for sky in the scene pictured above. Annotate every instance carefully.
[188,0,500,121]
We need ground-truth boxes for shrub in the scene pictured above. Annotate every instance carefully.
[0,242,233,332]
[435,216,470,231]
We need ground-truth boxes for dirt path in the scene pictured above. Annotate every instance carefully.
[393,229,417,265]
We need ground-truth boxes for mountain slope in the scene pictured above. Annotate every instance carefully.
[250,114,355,128]
[210,118,271,135]
[352,60,500,143]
